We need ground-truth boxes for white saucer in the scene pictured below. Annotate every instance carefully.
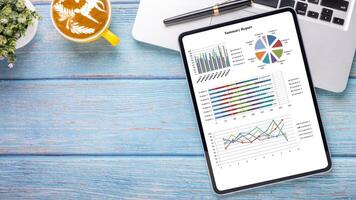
[16,0,39,49]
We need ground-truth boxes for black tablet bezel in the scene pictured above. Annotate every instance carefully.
[178,8,332,195]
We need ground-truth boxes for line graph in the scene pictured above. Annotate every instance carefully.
[223,119,288,150]
[210,115,297,166]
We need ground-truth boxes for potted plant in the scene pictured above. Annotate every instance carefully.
[0,0,40,68]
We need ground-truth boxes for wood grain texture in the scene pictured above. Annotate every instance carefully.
[0,1,355,199]
[1,79,356,156]
[1,4,355,79]
[0,156,355,200]
[0,4,182,79]
[31,0,139,3]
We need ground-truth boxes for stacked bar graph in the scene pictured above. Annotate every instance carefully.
[208,75,275,120]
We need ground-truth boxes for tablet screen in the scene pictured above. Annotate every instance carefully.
[180,9,330,193]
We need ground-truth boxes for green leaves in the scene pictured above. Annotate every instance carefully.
[0,0,40,68]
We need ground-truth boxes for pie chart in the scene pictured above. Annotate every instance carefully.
[255,35,283,64]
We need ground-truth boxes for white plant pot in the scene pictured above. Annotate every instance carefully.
[16,0,39,49]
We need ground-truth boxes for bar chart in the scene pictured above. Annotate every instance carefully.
[188,44,231,83]
[209,75,275,120]
[199,72,289,121]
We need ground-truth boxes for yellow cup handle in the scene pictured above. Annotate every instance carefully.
[102,29,120,46]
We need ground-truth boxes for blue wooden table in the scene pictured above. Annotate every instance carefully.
[0,1,356,199]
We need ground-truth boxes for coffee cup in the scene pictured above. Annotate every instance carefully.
[51,0,119,46]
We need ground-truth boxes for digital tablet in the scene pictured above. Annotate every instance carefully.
[179,8,331,194]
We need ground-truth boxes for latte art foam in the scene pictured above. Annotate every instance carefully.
[52,0,110,39]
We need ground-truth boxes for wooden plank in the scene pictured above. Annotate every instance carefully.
[0,79,356,156]
[3,4,355,79]
[0,4,182,79]
[31,0,139,3]
[0,156,354,199]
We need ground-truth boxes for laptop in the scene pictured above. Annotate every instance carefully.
[132,0,356,92]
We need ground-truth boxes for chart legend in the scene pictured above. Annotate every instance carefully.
[182,11,331,189]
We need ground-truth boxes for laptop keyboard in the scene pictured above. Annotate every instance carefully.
[254,0,351,26]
